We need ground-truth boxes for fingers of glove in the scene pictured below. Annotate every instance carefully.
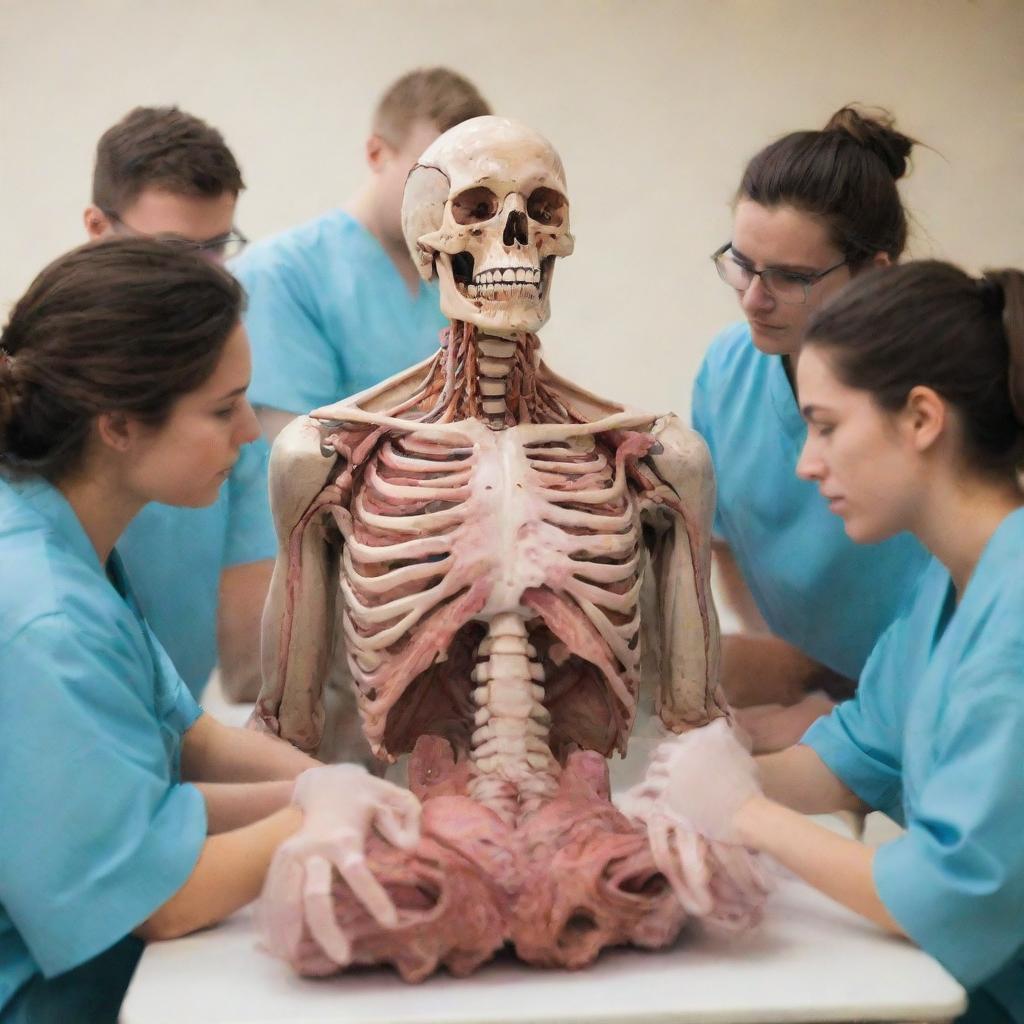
[374,788,422,850]
[302,854,353,967]
[668,824,716,917]
[333,846,398,928]
[258,848,306,963]
[715,842,773,901]
[648,817,714,917]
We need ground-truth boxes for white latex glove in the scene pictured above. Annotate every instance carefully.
[619,718,761,844]
[258,764,421,971]
[618,719,770,926]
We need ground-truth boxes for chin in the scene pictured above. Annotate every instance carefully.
[747,323,795,357]
[154,482,224,509]
[842,516,892,546]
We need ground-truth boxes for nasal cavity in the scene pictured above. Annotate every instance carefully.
[503,210,528,246]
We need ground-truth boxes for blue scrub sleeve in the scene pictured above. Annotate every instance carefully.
[690,357,727,541]
[0,616,207,978]
[223,438,276,568]
[873,659,1024,990]
[235,255,343,414]
[801,624,905,818]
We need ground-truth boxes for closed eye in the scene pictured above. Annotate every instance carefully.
[770,269,814,287]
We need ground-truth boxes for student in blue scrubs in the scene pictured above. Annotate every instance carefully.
[640,261,1024,1023]
[692,106,929,749]
[0,240,420,1024]
[233,67,490,442]
[83,105,276,701]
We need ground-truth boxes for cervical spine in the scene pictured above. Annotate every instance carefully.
[469,613,559,824]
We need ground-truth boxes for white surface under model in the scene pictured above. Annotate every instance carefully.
[252,116,768,979]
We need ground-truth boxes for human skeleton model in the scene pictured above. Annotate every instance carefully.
[254,118,769,979]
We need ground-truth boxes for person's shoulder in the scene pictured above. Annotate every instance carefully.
[701,321,757,375]
[0,525,106,648]
[232,209,351,281]
[0,484,74,625]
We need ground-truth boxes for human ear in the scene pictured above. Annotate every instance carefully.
[83,205,112,240]
[365,134,390,174]
[902,385,946,453]
[96,411,137,453]
[870,251,893,269]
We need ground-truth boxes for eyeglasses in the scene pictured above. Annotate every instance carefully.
[103,210,248,261]
[712,242,848,305]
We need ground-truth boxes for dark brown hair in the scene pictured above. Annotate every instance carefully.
[92,106,245,214]
[0,238,244,481]
[372,68,490,147]
[805,260,1024,475]
[738,106,917,266]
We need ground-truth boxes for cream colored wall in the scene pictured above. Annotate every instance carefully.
[1,0,1021,418]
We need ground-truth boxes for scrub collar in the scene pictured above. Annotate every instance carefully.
[767,353,807,443]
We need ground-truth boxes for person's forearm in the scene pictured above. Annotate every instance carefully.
[712,541,768,634]
[218,559,274,702]
[135,805,303,941]
[196,781,295,833]
[755,743,868,815]
[734,796,905,936]
[181,714,318,784]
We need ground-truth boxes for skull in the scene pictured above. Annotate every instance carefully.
[402,116,575,335]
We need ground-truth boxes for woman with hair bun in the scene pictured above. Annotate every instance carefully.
[692,106,930,748]
[0,240,419,1023]
[637,261,1024,1023]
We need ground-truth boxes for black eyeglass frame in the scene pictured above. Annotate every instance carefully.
[101,208,249,259]
[711,241,848,305]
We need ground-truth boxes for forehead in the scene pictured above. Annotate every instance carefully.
[796,345,856,405]
[120,187,236,239]
[733,199,838,266]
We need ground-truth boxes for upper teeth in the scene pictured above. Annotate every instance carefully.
[471,267,541,286]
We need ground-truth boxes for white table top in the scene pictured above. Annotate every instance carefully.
[122,873,965,1024]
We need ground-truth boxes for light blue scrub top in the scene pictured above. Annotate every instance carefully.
[116,436,276,698]
[804,508,1024,1021]
[232,209,447,414]
[0,475,208,1017]
[691,322,929,678]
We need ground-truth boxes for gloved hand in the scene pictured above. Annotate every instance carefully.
[619,717,761,844]
[618,718,770,928]
[258,764,421,972]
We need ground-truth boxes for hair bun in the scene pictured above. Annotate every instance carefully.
[824,105,915,181]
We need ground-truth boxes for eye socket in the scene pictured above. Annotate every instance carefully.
[527,187,567,227]
[451,186,499,225]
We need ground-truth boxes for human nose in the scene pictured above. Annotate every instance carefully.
[236,399,261,446]
[740,274,775,315]
[796,435,825,482]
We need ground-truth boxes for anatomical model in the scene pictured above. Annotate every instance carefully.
[253,117,768,980]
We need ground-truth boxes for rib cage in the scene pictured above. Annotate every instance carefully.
[328,420,647,759]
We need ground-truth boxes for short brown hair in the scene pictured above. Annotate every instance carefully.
[92,106,245,214]
[372,68,490,146]
[739,106,918,267]
[0,238,244,481]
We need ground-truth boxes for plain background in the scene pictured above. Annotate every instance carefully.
[1,0,1021,419]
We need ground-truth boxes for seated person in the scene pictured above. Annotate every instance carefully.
[0,239,418,1023]
[84,106,275,701]
[233,67,490,441]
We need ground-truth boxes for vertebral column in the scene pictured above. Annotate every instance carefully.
[469,613,559,824]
